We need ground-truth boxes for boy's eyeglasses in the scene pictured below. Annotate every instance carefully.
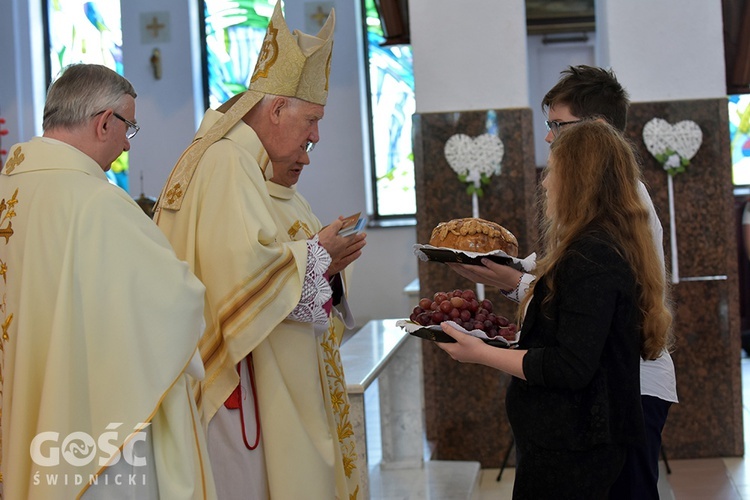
[545,119,582,137]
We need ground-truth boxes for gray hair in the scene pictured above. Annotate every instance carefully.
[42,64,137,131]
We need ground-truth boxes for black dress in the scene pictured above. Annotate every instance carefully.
[506,232,645,499]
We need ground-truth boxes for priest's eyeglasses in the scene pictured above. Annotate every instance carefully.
[112,113,140,140]
[545,119,582,138]
[93,110,140,139]
[304,140,315,153]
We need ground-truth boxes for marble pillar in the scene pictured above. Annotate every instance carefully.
[413,108,537,466]
[379,335,425,468]
[629,98,743,458]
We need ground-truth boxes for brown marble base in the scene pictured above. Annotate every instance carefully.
[413,108,537,466]
[629,99,743,458]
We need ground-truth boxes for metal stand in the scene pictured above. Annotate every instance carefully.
[496,435,515,481]
[661,446,671,475]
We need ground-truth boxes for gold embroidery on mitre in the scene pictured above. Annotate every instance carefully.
[251,23,279,82]
[4,147,25,174]
[248,1,334,105]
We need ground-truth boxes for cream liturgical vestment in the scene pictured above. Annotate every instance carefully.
[0,138,216,499]
[265,179,360,497]
[155,109,361,499]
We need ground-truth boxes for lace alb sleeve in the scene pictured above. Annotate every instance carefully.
[287,235,333,325]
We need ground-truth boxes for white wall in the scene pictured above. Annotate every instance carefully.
[526,34,595,166]
[596,0,726,101]
[409,0,530,112]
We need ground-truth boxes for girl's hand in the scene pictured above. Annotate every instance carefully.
[435,321,488,364]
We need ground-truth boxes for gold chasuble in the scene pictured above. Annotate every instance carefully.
[156,110,360,499]
[0,138,215,499]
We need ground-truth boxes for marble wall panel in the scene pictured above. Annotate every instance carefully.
[629,99,743,458]
[413,108,537,466]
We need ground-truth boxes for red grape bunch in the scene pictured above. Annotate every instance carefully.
[409,289,518,341]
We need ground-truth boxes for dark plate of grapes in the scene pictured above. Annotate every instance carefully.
[404,323,514,348]
[413,245,527,270]
[401,289,519,348]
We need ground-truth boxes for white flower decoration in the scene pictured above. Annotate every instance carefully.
[444,133,504,196]
[642,118,702,176]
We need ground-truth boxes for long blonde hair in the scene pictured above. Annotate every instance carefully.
[520,120,673,360]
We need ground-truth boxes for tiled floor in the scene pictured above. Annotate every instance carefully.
[477,356,750,500]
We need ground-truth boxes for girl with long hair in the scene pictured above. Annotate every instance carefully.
[438,120,672,498]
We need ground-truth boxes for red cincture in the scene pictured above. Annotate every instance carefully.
[223,354,261,450]
[323,272,333,315]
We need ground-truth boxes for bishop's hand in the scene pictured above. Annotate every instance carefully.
[317,217,367,276]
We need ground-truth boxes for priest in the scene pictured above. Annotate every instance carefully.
[0,64,216,499]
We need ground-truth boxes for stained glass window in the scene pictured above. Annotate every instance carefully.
[729,94,750,186]
[202,0,278,109]
[45,0,129,191]
[362,0,416,218]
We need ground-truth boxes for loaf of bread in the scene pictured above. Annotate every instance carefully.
[429,218,518,257]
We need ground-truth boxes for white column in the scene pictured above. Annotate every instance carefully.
[596,0,725,101]
[378,335,425,468]
[409,0,530,113]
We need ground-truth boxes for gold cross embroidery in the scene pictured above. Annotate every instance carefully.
[4,147,24,174]
[165,183,183,205]
[0,189,18,244]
